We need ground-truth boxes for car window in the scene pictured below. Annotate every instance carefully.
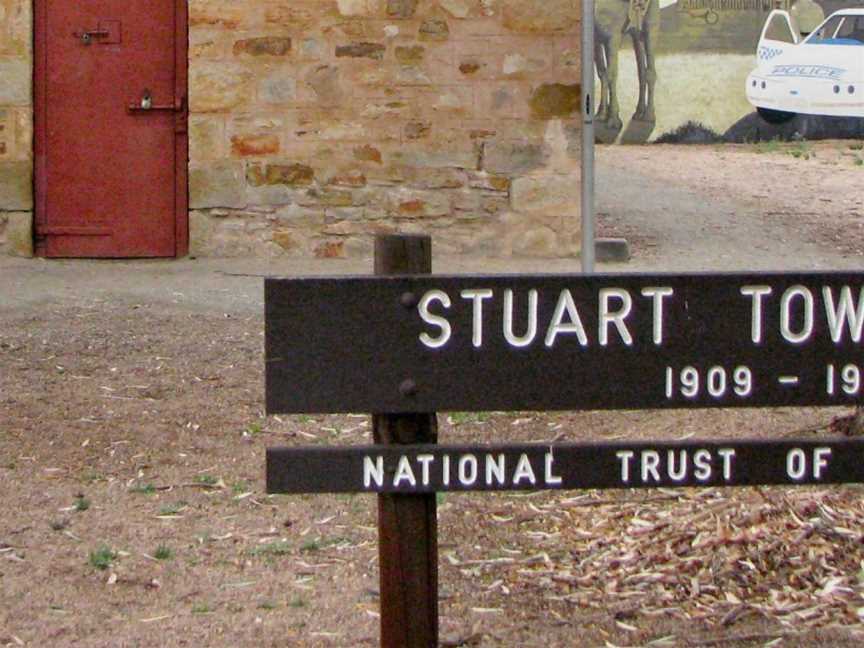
[806,15,844,43]
[764,13,798,43]
[835,16,864,44]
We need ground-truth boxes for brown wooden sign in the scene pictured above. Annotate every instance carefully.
[264,237,864,648]
[267,438,864,494]
[266,272,864,414]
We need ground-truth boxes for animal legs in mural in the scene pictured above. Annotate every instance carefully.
[625,0,658,123]
[595,29,623,132]
[594,2,627,137]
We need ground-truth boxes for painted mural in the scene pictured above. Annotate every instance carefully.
[594,0,864,142]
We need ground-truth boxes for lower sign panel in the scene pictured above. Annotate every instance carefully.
[267,438,864,494]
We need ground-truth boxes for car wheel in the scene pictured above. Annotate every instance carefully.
[757,107,796,124]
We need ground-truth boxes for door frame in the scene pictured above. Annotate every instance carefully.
[33,0,189,258]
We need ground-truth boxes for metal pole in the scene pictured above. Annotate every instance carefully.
[581,0,596,274]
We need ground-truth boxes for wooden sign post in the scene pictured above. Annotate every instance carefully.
[264,234,864,647]
[373,236,438,648]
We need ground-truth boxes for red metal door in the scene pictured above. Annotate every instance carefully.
[34,1,188,258]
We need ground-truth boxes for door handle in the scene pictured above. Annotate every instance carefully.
[127,90,185,113]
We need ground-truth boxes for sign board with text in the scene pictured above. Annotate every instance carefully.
[266,272,864,414]
[266,439,864,494]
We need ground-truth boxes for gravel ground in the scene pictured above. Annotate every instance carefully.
[1,141,864,648]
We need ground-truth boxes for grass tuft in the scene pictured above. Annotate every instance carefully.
[231,480,250,495]
[158,501,187,516]
[250,541,292,556]
[753,138,782,154]
[154,545,173,561]
[191,603,213,615]
[89,545,116,571]
[129,483,156,495]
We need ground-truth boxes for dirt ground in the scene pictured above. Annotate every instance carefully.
[2,141,864,648]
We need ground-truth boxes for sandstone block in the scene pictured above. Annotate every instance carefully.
[323,208,366,224]
[305,65,343,107]
[189,64,254,113]
[271,229,296,251]
[459,61,484,76]
[387,0,418,18]
[260,73,297,104]
[189,163,245,209]
[405,167,466,189]
[189,116,224,161]
[231,134,280,157]
[0,60,30,105]
[337,0,375,17]
[190,3,246,29]
[3,211,32,257]
[343,236,374,259]
[482,195,509,214]
[300,38,324,59]
[483,141,548,175]
[354,144,383,164]
[404,121,431,140]
[0,161,31,210]
[530,83,581,119]
[395,45,425,65]
[395,146,476,170]
[247,163,314,187]
[336,42,386,60]
[501,0,578,33]
[439,0,472,18]
[246,184,296,207]
[503,53,548,77]
[0,109,12,159]
[326,171,367,188]
[511,173,580,215]
[189,29,229,59]
[233,37,292,57]
[188,210,216,257]
[419,19,450,41]
[512,226,559,257]
[14,108,30,157]
[388,190,451,218]
[453,190,482,212]
[475,84,531,119]
[314,240,346,258]
[467,171,511,192]
[265,6,316,30]
[304,188,355,208]
[274,204,326,228]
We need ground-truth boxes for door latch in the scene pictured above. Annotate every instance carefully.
[73,21,121,45]
[140,89,153,110]
[75,28,110,45]
[128,89,185,113]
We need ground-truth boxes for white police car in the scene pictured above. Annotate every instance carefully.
[747,9,864,123]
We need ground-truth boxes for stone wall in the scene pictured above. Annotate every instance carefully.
[189,0,582,258]
[0,0,581,259]
[0,0,32,257]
